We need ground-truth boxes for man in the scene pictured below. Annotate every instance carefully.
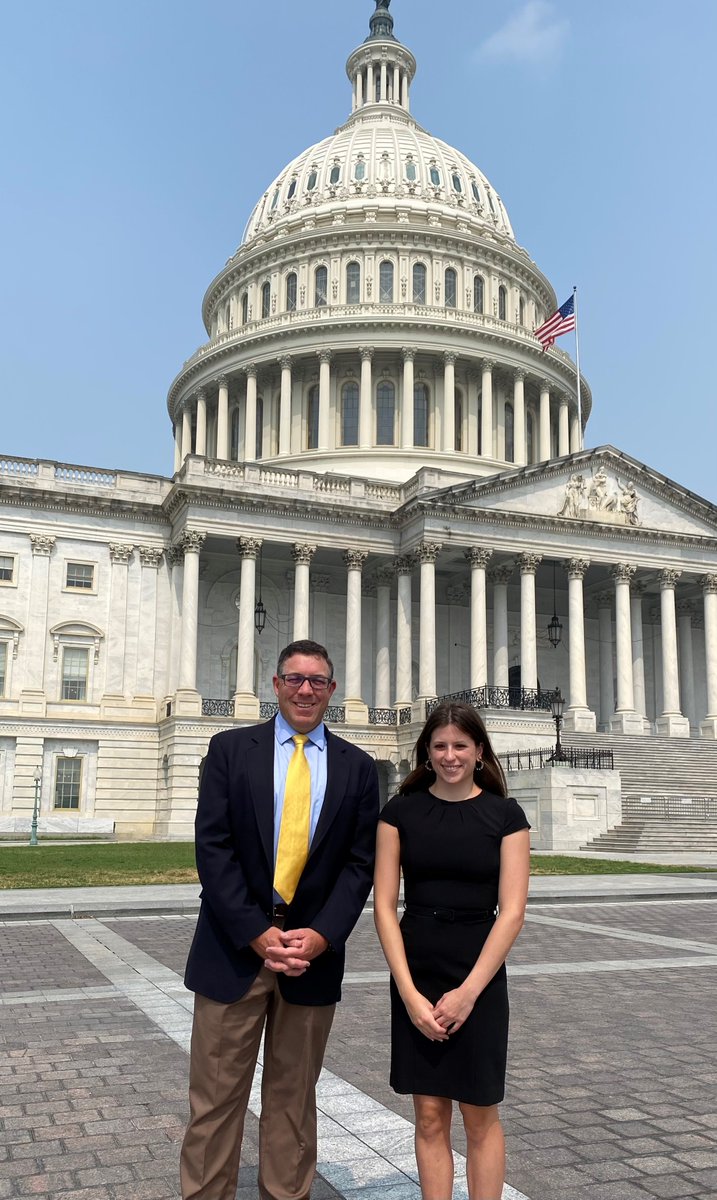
[180,639,380,1200]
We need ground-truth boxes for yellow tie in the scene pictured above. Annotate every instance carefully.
[274,735,311,903]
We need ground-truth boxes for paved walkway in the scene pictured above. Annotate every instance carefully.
[1,880,716,1199]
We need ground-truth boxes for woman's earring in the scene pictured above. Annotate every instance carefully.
[425,759,434,772]
[474,759,484,773]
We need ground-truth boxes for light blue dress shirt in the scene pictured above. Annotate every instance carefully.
[273,711,328,888]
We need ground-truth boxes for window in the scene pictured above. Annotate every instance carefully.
[346,261,361,303]
[376,381,395,445]
[0,555,14,583]
[341,383,359,446]
[498,285,507,321]
[474,274,484,314]
[455,390,464,452]
[286,272,297,312]
[471,181,481,204]
[405,159,417,183]
[329,163,341,185]
[451,173,462,193]
[241,293,248,324]
[61,647,89,701]
[414,383,430,448]
[519,296,525,326]
[54,756,81,810]
[256,397,264,459]
[0,642,6,696]
[287,179,297,199]
[527,411,536,464]
[429,165,441,187]
[354,158,366,182]
[270,188,280,211]
[445,268,457,308]
[66,562,94,591]
[307,386,319,450]
[230,408,241,461]
[487,190,497,216]
[412,263,426,305]
[315,266,328,307]
[307,170,318,191]
[261,282,271,318]
[379,260,394,303]
[505,402,514,462]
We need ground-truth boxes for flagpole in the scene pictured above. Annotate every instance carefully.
[573,285,583,450]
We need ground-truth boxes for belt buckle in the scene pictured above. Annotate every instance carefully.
[272,903,288,918]
[433,907,455,922]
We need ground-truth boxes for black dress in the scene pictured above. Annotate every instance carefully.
[379,789,530,1106]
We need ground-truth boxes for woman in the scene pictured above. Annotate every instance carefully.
[374,702,530,1200]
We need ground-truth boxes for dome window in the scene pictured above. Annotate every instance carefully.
[486,190,497,215]
[270,188,280,211]
[473,275,484,314]
[405,160,417,183]
[413,383,430,448]
[471,181,481,204]
[379,261,394,303]
[255,397,264,459]
[307,170,318,192]
[315,265,328,307]
[354,158,366,182]
[505,402,515,462]
[498,285,507,321]
[241,293,249,324]
[230,408,241,460]
[286,273,297,313]
[413,263,427,305]
[307,386,319,450]
[287,179,297,200]
[455,390,464,452]
[376,381,396,446]
[429,165,441,187]
[261,282,271,319]
[445,268,457,309]
[341,383,359,446]
[451,173,463,194]
[329,163,341,185]
[519,296,525,326]
[346,261,361,304]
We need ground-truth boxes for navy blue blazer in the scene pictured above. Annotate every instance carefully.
[184,717,380,1005]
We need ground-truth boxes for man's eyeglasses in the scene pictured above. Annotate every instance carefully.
[278,673,333,692]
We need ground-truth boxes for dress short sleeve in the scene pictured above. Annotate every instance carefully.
[378,793,402,828]
[503,795,531,836]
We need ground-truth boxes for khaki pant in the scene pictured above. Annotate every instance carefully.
[180,966,335,1200]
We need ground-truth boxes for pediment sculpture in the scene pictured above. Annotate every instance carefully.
[558,467,640,527]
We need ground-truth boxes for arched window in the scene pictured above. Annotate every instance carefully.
[287,179,297,200]
[286,273,297,312]
[261,282,271,319]
[346,261,361,304]
[230,408,241,461]
[379,260,394,303]
[307,169,318,192]
[376,381,395,445]
[354,158,366,182]
[454,389,463,452]
[329,163,341,185]
[445,268,457,308]
[413,263,427,305]
[518,296,525,326]
[341,383,359,446]
[451,173,462,194]
[414,383,430,448]
[498,285,507,321]
[505,401,514,462]
[473,275,484,314]
[315,265,328,307]
[405,159,417,183]
[429,164,441,187]
[241,293,248,324]
[307,386,319,450]
[471,181,481,205]
[255,397,264,459]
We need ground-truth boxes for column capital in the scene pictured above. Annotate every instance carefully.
[317,349,333,364]
[343,548,368,571]
[292,542,317,566]
[167,544,184,567]
[596,590,613,609]
[401,346,416,362]
[416,541,442,565]
[540,378,551,392]
[482,357,496,372]
[138,546,164,568]
[244,362,258,380]
[464,547,492,569]
[237,536,262,559]
[514,368,526,382]
[634,578,649,596]
[447,583,468,604]
[488,564,513,586]
[374,565,395,588]
[676,599,695,618]
[359,345,375,361]
[362,578,377,598]
[443,351,457,365]
[279,355,292,370]
[194,387,207,402]
[30,534,55,556]
[393,556,413,577]
[611,562,636,584]
[215,374,229,389]
[181,530,206,555]
[518,552,542,575]
[701,573,717,594]
[659,568,681,589]
[566,557,590,580]
[310,573,331,592]
[108,543,134,565]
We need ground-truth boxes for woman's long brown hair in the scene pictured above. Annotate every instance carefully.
[399,701,507,797]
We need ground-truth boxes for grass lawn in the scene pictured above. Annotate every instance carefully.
[0,843,713,888]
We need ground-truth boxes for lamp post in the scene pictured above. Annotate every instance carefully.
[30,766,42,847]
[550,688,566,762]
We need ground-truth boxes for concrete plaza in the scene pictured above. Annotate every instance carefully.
[1,876,716,1200]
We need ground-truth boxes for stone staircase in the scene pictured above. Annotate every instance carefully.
[561,731,717,852]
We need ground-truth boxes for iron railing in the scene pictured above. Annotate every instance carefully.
[368,708,397,725]
[201,698,234,717]
[624,796,717,819]
[501,746,615,772]
[428,686,555,714]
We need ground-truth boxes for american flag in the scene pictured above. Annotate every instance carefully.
[534,294,576,350]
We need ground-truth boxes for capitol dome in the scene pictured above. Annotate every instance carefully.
[168,0,590,483]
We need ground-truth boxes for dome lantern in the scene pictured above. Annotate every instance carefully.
[367,0,396,42]
[346,0,416,115]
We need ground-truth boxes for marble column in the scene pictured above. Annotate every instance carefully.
[394,556,413,707]
[701,575,717,737]
[400,348,415,449]
[195,389,207,457]
[656,569,690,736]
[465,548,491,690]
[564,558,596,731]
[677,601,697,731]
[310,573,330,647]
[244,366,258,461]
[216,376,230,460]
[538,382,551,462]
[234,537,262,719]
[343,549,368,720]
[318,349,332,452]
[558,397,570,456]
[104,543,134,701]
[513,370,526,466]
[135,548,163,701]
[442,352,456,452]
[417,543,441,699]
[278,356,292,456]
[596,592,614,729]
[181,404,192,462]
[480,358,494,460]
[176,529,205,714]
[173,424,182,473]
[570,411,581,454]
[359,347,373,449]
[518,553,542,692]
[19,534,56,714]
[292,543,316,640]
[609,563,644,733]
[374,567,393,709]
[631,581,649,729]
[490,565,513,688]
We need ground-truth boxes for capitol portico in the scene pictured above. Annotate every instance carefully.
[1,2,717,839]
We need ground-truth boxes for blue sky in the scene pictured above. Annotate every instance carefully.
[1,1,715,500]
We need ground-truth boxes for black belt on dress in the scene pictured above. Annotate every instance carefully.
[403,902,496,924]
